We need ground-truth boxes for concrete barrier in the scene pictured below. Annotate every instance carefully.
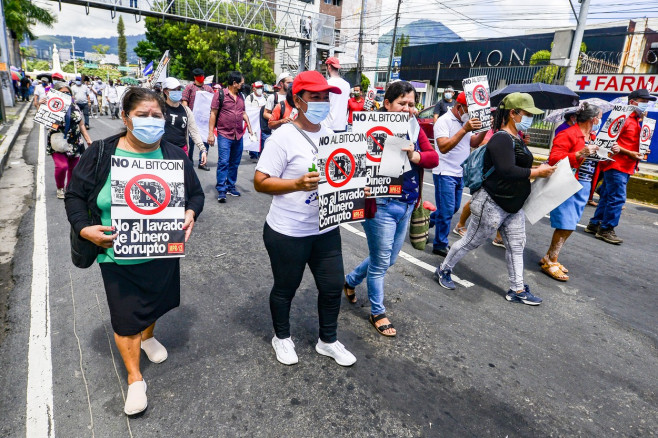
[0,103,32,178]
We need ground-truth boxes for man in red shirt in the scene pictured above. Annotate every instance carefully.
[586,88,656,244]
[347,85,365,126]
[182,68,214,169]
[208,71,255,203]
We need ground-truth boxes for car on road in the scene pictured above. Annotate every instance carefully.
[417,106,436,143]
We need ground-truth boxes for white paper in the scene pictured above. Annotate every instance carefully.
[191,91,214,141]
[523,158,583,225]
[242,105,261,153]
[379,136,409,177]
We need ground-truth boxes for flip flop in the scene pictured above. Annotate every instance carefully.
[541,262,569,282]
[369,314,396,337]
[452,226,467,237]
[343,282,357,304]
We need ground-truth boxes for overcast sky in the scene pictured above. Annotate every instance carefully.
[32,0,658,41]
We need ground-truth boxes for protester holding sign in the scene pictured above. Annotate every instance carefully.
[253,70,356,367]
[46,82,92,199]
[344,81,438,337]
[540,103,601,281]
[435,93,556,306]
[65,87,204,416]
[430,91,487,257]
[585,89,656,245]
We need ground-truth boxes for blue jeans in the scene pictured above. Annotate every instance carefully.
[430,174,463,250]
[215,134,243,194]
[345,198,414,315]
[589,169,630,230]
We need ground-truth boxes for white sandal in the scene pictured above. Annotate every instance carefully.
[141,337,168,363]
[124,380,147,415]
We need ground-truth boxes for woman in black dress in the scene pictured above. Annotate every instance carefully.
[65,87,204,415]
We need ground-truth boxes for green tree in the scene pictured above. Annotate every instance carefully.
[92,44,110,56]
[360,73,370,92]
[394,34,409,57]
[26,60,51,71]
[3,0,56,40]
[134,40,162,64]
[117,16,127,66]
[139,16,276,84]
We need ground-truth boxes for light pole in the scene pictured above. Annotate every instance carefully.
[386,0,402,84]
[564,0,591,89]
[71,36,78,76]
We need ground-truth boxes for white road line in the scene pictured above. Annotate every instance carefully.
[26,126,55,437]
[422,179,587,229]
[340,223,474,288]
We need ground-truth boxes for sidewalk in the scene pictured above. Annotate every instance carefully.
[0,102,33,178]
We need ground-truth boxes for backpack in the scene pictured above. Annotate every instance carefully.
[260,93,277,135]
[216,87,225,113]
[461,144,494,192]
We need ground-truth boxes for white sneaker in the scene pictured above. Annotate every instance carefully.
[141,337,168,363]
[315,339,356,367]
[56,188,65,199]
[271,336,298,365]
[124,380,147,415]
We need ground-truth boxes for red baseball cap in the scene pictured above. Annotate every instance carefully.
[456,92,467,105]
[292,71,342,95]
[52,72,64,80]
[325,57,341,68]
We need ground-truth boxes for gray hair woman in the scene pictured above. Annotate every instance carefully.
[540,102,601,281]
[47,81,92,198]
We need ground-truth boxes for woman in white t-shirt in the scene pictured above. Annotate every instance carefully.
[254,71,357,368]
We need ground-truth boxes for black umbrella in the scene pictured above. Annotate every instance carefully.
[489,83,580,110]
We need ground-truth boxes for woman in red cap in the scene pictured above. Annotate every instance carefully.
[254,70,357,367]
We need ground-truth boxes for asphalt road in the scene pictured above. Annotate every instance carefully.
[0,114,656,437]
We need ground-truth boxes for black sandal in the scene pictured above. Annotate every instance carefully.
[369,314,396,337]
[343,282,357,304]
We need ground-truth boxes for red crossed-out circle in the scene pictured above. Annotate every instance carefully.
[124,174,171,215]
[607,115,627,138]
[325,148,356,188]
[472,84,489,106]
[47,97,65,113]
[641,125,652,142]
[365,126,394,162]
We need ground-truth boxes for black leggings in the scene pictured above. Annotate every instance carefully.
[263,223,344,343]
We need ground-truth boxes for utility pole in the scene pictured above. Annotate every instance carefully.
[71,36,78,76]
[356,0,367,84]
[386,0,402,84]
[564,0,590,89]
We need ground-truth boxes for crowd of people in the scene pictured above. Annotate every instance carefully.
[28,60,649,416]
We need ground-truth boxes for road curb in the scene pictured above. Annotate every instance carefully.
[0,103,32,179]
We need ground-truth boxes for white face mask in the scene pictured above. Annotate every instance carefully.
[255,88,263,96]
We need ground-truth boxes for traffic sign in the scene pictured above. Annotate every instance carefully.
[124,174,171,215]
[325,148,356,188]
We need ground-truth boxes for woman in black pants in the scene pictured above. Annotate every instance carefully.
[254,71,356,367]
[66,87,204,415]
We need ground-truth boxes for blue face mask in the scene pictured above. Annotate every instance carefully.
[128,116,165,144]
[300,98,330,125]
[168,90,183,103]
[75,81,82,86]
[635,102,649,113]
[514,113,533,132]
[592,121,601,133]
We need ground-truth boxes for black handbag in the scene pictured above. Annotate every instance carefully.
[70,140,104,268]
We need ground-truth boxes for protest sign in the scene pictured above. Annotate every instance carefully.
[145,50,170,89]
[317,132,368,230]
[524,158,583,225]
[192,91,214,141]
[640,118,655,160]
[462,75,492,133]
[594,105,634,159]
[34,89,72,129]
[352,111,410,197]
[111,156,186,259]
[243,105,261,153]
[363,87,376,111]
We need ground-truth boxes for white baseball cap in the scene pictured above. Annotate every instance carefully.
[253,81,264,88]
[276,72,292,84]
[162,77,181,90]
